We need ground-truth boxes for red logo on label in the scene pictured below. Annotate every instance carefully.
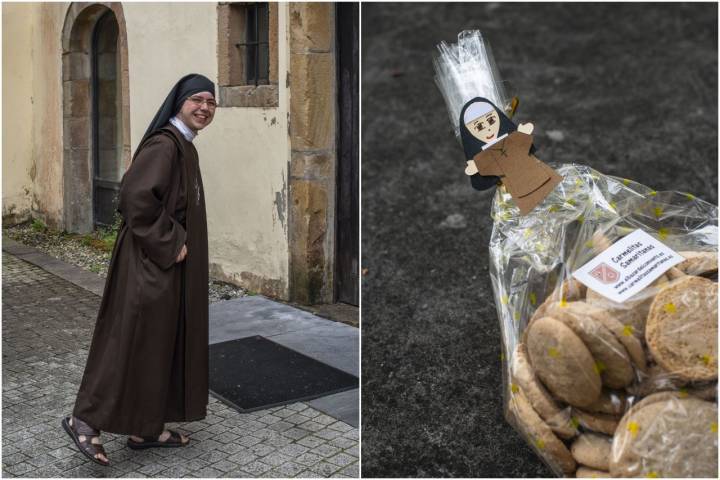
[590,263,620,284]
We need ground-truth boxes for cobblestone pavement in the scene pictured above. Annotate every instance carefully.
[2,252,359,478]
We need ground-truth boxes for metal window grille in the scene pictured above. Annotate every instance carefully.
[235,3,269,86]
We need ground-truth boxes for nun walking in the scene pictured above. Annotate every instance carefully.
[62,74,217,466]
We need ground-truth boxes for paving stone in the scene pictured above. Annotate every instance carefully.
[249,443,276,457]
[297,435,327,449]
[310,443,342,458]
[240,460,273,476]
[206,459,238,473]
[308,461,344,477]
[258,452,291,467]
[271,461,306,477]
[339,463,359,478]
[294,452,324,468]
[327,452,357,468]
[280,427,312,441]
[226,450,258,466]
[278,443,310,457]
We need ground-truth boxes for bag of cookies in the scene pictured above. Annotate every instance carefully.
[434,31,718,478]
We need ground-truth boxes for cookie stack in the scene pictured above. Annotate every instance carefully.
[508,253,718,477]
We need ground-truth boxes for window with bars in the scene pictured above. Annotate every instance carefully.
[218,2,278,107]
[235,2,269,86]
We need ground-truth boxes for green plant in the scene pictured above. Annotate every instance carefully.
[31,218,46,232]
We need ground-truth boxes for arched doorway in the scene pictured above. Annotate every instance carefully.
[62,2,130,233]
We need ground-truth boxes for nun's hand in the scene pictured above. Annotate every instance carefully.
[517,122,534,135]
[465,160,479,176]
[175,244,187,263]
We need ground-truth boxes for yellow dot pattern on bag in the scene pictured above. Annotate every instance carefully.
[654,207,663,218]
[658,227,669,240]
[559,297,567,308]
[548,347,560,358]
[523,228,532,238]
[566,199,576,206]
[648,190,657,196]
[514,311,521,322]
[678,387,688,398]
[534,438,545,450]
[500,353,505,361]
[501,295,509,305]
[685,193,696,201]
[623,325,634,337]
[711,422,718,433]
[593,361,607,375]
[700,354,713,366]
[623,178,631,186]
[628,421,640,438]
[585,240,594,249]
[577,215,585,224]
[549,205,559,213]
[529,292,537,306]
[610,201,617,211]
[645,471,659,478]
[663,303,676,314]
[511,383,519,394]
[569,417,580,429]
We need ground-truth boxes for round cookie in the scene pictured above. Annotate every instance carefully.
[575,466,610,478]
[645,276,718,382]
[526,317,602,407]
[542,302,634,388]
[509,389,577,475]
[570,433,611,471]
[573,410,619,436]
[586,275,668,339]
[510,343,577,439]
[579,303,646,373]
[610,394,718,477]
[677,250,718,277]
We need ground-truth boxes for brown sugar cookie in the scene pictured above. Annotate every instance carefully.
[677,250,718,277]
[580,304,647,373]
[575,466,610,478]
[645,276,718,382]
[510,343,578,439]
[610,394,718,478]
[586,275,668,339]
[526,317,602,407]
[509,389,577,475]
[570,433,611,471]
[572,410,619,436]
[542,302,634,388]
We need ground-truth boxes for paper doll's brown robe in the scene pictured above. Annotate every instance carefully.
[72,123,209,436]
[473,131,561,215]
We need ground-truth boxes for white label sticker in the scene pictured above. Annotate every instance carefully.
[572,229,683,303]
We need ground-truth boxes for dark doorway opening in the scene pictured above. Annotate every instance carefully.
[91,11,121,228]
[335,2,359,306]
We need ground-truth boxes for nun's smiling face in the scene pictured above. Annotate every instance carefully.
[177,91,216,132]
[465,110,501,143]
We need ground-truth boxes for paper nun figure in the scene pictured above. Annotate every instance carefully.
[460,97,561,215]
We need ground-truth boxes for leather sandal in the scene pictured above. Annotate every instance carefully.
[126,429,189,450]
[61,415,110,466]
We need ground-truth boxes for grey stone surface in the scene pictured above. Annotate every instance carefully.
[307,390,359,428]
[2,252,358,477]
[362,2,717,478]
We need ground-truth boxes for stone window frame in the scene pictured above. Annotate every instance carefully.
[217,2,279,108]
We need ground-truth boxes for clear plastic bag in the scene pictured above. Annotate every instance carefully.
[492,164,718,477]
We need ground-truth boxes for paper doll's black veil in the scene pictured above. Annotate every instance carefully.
[459,98,516,190]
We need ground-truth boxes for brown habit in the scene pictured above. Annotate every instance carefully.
[73,123,209,436]
[473,132,561,215]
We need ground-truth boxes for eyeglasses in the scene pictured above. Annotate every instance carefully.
[186,96,217,109]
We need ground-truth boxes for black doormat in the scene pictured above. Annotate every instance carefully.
[208,335,358,412]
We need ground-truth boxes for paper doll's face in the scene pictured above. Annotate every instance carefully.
[465,110,501,143]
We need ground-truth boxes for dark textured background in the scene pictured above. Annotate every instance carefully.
[361,2,717,477]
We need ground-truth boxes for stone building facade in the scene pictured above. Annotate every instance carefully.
[2,1,358,305]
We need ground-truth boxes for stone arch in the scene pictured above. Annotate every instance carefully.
[62,2,130,233]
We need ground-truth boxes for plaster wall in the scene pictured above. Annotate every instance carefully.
[124,2,291,297]
[2,3,39,224]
